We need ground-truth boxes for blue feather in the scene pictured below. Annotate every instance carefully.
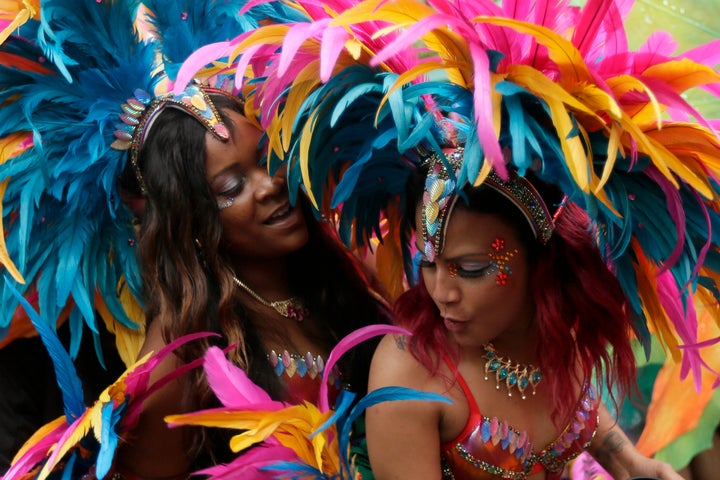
[4,276,85,420]
[0,0,158,351]
[96,401,122,478]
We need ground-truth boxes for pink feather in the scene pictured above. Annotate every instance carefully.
[470,42,506,179]
[681,39,720,69]
[572,0,614,58]
[278,22,324,76]
[319,324,411,411]
[2,422,66,480]
[656,271,701,390]
[173,41,234,94]
[320,25,351,82]
[195,443,298,480]
[203,346,285,409]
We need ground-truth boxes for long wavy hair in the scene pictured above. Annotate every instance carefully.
[395,169,637,424]
[118,93,388,463]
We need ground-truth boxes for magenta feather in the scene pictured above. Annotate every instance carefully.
[204,346,286,409]
[644,169,685,275]
[319,324,411,411]
[572,0,614,58]
[320,25,350,82]
[173,41,234,94]
[470,42,506,178]
[656,270,701,389]
[194,444,298,480]
[2,422,66,480]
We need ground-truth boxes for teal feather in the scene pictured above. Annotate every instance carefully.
[4,276,85,420]
[144,0,306,79]
[0,0,157,353]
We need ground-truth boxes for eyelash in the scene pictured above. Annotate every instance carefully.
[218,174,246,197]
[419,259,490,278]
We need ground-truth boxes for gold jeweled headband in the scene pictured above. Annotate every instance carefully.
[111,83,231,194]
[421,147,554,261]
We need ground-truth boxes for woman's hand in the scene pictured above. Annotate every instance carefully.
[589,403,683,480]
[622,454,684,480]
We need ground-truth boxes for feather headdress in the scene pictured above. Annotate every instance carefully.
[175,0,720,388]
[0,0,304,362]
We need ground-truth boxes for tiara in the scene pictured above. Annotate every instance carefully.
[110,83,231,194]
[421,147,554,260]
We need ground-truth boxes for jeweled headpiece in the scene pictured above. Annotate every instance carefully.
[111,83,231,193]
[422,146,553,261]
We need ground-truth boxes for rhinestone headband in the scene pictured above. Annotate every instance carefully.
[111,83,231,194]
[421,147,554,261]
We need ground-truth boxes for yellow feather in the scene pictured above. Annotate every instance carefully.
[11,416,66,462]
[643,124,720,176]
[0,179,24,283]
[94,285,146,366]
[606,75,663,128]
[299,107,320,209]
[643,59,720,95]
[623,119,714,198]
[227,25,292,63]
[632,241,681,359]
[38,412,92,480]
[0,0,38,44]
[330,0,436,30]
[502,72,593,192]
[281,68,321,151]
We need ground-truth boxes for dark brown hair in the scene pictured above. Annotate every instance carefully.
[119,93,387,464]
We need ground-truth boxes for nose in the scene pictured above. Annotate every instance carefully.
[425,262,461,306]
[252,165,286,201]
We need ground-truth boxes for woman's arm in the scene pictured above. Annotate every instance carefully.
[114,321,193,479]
[589,402,683,480]
[365,334,446,480]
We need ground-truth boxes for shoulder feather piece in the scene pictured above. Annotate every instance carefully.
[166,325,451,480]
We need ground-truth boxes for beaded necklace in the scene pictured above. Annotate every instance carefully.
[482,343,542,400]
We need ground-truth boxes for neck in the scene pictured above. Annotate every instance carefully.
[232,258,293,300]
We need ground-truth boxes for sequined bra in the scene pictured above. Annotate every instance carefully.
[268,349,343,405]
[440,360,599,480]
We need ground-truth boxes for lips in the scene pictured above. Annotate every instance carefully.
[443,317,468,333]
[265,202,292,224]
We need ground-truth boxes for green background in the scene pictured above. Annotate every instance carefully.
[579,0,720,118]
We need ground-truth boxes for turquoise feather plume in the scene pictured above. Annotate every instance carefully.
[0,1,158,358]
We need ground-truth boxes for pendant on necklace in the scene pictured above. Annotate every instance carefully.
[482,343,542,400]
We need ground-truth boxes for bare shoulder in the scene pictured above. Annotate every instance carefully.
[369,333,437,392]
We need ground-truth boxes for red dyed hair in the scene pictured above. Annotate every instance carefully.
[395,189,637,424]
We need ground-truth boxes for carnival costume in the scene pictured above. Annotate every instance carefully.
[441,355,598,480]
[4,0,720,479]
[169,0,720,476]
[0,0,448,478]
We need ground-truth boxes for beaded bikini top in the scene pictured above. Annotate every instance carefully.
[268,349,343,405]
[440,359,599,480]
